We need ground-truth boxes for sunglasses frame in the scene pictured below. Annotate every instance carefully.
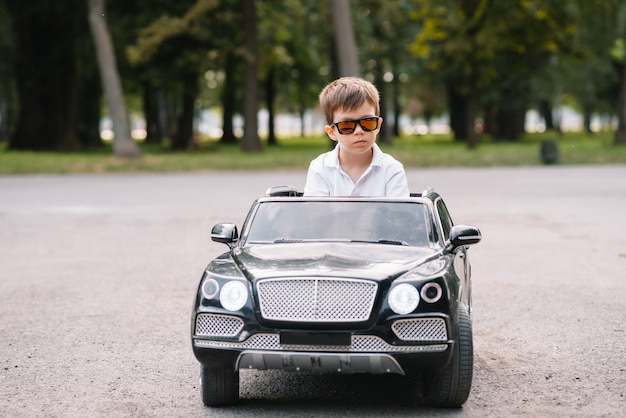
[332,116,381,135]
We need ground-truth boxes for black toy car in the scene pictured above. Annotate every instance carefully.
[191,186,481,407]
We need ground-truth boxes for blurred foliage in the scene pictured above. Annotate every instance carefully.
[0,0,625,151]
[1,131,624,175]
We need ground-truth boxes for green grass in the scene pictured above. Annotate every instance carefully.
[0,131,625,175]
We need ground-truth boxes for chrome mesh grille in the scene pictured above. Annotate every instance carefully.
[391,318,447,341]
[257,277,377,322]
[194,333,447,352]
[195,314,244,337]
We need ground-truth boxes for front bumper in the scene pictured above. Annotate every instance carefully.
[192,314,454,375]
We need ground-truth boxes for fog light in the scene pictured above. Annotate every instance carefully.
[421,282,442,303]
[220,281,248,311]
[388,283,420,315]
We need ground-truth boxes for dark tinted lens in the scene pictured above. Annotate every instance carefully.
[336,120,356,134]
[359,117,379,131]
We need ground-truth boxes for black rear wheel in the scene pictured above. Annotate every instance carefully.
[200,365,239,407]
[422,304,473,407]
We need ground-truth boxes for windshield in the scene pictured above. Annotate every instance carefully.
[245,201,432,247]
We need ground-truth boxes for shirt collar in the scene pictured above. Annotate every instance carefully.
[325,143,383,168]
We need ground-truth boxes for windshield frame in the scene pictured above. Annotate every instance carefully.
[239,197,438,248]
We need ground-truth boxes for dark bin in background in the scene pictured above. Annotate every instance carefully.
[540,140,559,164]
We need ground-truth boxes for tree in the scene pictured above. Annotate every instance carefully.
[5,0,621,157]
[411,0,576,144]
[0,2,16,143]
[354,0,420,143]
[617,66,626,144]
[241,0,261,151]
[559,1,618,135]
[256,1,328,144]
[331,0,359,77]
[614,38,626,145]
[608,1,626,145]
[106,0,191,147]
[88,0,141,158]
[220,51,241,144]
[126,0,244,150]
[410,0,485,146]
[268,1,328,138]
[257,1,297,146]
[4,0,92,151]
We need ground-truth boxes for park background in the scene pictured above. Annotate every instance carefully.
[1,0,626,173]
[1,3,625,415]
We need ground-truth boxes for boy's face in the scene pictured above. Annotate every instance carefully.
[325,102,382,158]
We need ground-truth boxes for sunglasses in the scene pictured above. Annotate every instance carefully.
[332,116,381,135]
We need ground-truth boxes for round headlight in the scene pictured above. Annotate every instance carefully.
[388,283,420,315]
[201,279,219,299]
[421,282,443,303]
[220,281,248,311]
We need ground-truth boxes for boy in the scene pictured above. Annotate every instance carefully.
[303,77,409,196]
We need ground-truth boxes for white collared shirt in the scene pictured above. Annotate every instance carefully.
[303,143,410,196]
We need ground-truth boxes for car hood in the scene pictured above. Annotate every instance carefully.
[230,242,440,281]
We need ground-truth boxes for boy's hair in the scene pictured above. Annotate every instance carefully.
[319,77,380,124]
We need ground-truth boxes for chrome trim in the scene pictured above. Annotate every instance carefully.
[420,282,443,303]
[432,195,447,244]
[459,235,481,241]
[193,333,448,353]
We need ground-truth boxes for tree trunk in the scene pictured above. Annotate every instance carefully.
[392,79,401,137]
[220,52,238,144]
[465,95,478,149]
[615,62,626,145]
[299,106,306,137]
[75,63,102,149]
[265,67,277,146]
[482,102,496,136]
[495,106,526,141]
[583,99,593,135]
[494,85,528,141]
[423,109,433,134]
[142,84,162,145]
[171,72,199,151]
[74,14,102,149]
[6,0,83,150]
[241,0,261,152]
[447,81,478,147]
[539,99,554,131]
[0,100,10,143]
[88,0,141,158]
[331,0,359,77]
[447,83,467,142]
[378,87,392,145]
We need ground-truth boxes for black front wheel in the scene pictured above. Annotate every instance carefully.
[200,365,239,407]
[422,304,473,407]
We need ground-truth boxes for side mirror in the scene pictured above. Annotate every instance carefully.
[446,225,481,252]
[211,223,239,247]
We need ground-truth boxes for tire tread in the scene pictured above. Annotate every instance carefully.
[200,365,239,407]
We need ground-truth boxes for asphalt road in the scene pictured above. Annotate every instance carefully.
[1,166,625,417]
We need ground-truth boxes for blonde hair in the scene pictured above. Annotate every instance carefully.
[319,77,380,124]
